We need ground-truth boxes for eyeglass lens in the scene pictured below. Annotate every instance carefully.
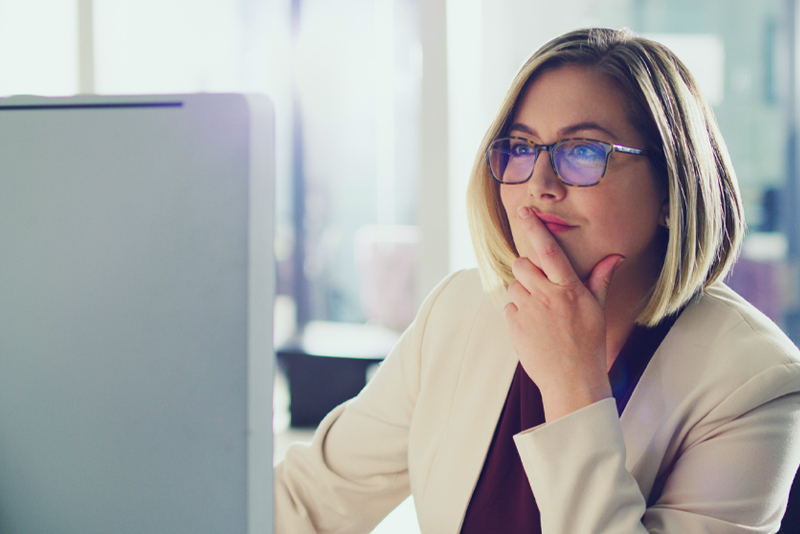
[488,138,609,186]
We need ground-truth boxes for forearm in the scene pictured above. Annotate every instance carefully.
[514,393,800,534]
[274,403,411,534]
[515,399,648,534]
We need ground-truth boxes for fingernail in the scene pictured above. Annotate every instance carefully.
[518,206,533,219]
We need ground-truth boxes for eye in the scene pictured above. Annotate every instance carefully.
[564,141,606,163]
[509,142,534,157]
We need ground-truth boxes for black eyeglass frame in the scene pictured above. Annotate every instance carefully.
[486,136,648,187]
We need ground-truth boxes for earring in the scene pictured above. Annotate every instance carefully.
[664,215,670,229]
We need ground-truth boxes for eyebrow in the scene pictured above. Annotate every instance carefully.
[509,121,620,140]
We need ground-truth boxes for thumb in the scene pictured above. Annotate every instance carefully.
[586,254,625,309]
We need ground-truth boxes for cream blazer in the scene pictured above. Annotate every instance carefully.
[275,269,800,533]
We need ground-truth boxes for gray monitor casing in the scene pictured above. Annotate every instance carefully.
[0,93,274,534]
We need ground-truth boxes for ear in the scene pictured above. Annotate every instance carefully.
[658,197,670,227]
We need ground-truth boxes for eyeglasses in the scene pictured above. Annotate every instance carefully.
[486,136,648,187]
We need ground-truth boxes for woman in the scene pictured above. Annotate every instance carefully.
[276,28,800,533]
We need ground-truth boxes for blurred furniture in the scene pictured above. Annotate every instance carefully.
[726,233,789,324]
[277,321,400,428]
[355,225,420,331]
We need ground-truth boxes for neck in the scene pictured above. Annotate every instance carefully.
[603,299,639,371]
[602,259,661,371]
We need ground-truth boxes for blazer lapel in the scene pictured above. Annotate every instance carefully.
[416,302,518,532]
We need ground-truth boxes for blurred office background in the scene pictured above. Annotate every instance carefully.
[5,0,800,531]
[5,0,799,341]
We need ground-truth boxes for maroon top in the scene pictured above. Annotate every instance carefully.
[460,316,678,533]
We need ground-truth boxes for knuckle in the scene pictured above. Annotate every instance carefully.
[503,302,518,321]
[539,242,562,261]
[511,257,529,275]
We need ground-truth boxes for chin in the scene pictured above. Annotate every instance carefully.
[560,249,596,281]
[518,247,591,281]
[572,264,594,283]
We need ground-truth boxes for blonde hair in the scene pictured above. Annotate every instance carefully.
[466,28,744,326]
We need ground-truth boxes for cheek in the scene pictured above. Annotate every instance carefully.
[499,185,520,217]
[499,186,527,253]
[592,194,663,255]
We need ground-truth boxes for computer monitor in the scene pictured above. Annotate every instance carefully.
[0,93,274,533]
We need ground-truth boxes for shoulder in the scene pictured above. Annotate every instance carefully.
[416,268,493,326]
[678,282,800,368]
[427,268,487,301]
[409,267,513,370]
[414,268,499,337]
[644,282,800,418]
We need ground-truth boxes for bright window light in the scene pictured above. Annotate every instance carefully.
[0,0,79,96]
[93,0,241,94]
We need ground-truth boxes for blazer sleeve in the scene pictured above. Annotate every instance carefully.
[273,271,463,534]
[513,367,800,534]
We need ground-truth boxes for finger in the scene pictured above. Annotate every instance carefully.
[503,301,520,325]
[507,277,530,294]
[586,254,625,309]
[506,278,530,301]
[517,206,580,287]
[510,256,547,293]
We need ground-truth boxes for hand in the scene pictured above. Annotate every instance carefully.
[504,206,625,422]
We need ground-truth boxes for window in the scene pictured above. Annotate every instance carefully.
[2,0,797,340]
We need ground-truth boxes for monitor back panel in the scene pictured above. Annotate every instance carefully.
[0,94,274,534]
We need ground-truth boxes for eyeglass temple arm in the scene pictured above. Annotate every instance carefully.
[613,144,647,155]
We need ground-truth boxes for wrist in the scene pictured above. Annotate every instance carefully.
[538,374,612,422]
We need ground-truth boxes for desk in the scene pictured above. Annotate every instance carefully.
[276,321,401,428]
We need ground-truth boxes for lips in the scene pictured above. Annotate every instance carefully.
[533,210,576,233]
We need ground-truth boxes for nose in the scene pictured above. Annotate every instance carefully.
[527,149,566,200]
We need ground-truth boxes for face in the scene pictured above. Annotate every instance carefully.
[500,65,668,288]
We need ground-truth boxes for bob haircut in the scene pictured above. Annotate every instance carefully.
[466,27,745,326]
